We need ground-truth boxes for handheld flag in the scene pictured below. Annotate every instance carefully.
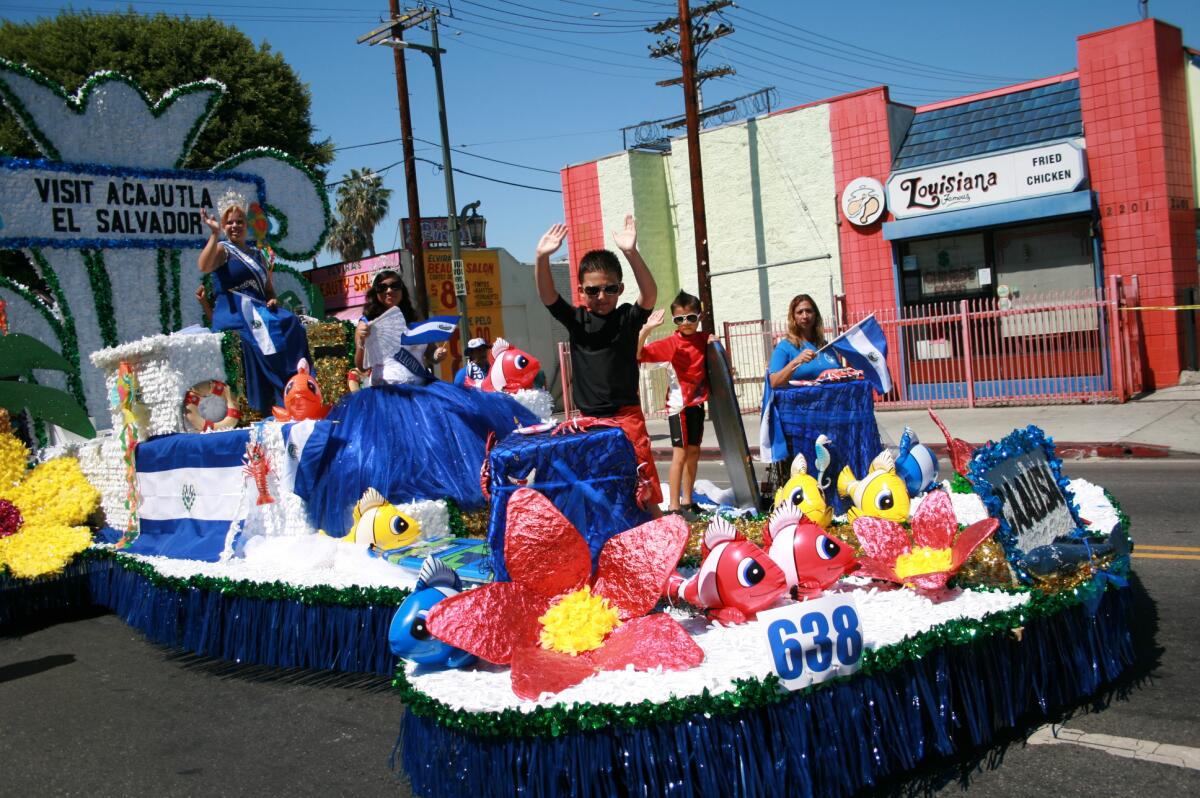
[400,315,460,345]
[825,314,892,394]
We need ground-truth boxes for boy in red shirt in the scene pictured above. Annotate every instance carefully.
[638,291,710,518]
[534,216,663,516]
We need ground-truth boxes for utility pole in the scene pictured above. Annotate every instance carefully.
[387,0,428,319]
[648,0,734,333]
[361,7,470,348]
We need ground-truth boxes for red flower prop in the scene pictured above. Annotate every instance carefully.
[0,498,22,538]
[427,488,704,700]
[851,489,998,595]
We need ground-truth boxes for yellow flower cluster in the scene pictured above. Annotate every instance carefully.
[538,586,622,656]
[894,546,954,579]
[0,524,93,579]
[0,432,99,579]
[0,431,30,491]
[3,457,101,527]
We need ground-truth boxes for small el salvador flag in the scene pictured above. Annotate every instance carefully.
[400,315,460,345]
[828,314,893,394]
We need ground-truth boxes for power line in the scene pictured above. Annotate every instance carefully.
[424,0,652,35]
[450,0,657,28]
[414,157,561,193]
[412,136,559,174]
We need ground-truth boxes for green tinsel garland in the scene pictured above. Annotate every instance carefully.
[444,498,467,539]
[169,250,183,329]
[82,249,119,348]
[392,580,1117,740]
[341,319,357,363]
[82,548,412,608]
[273,261,325,317]
[219,329,243,390]
[950,473,974,494]
[27,250,86,408]
[155,250,171,333]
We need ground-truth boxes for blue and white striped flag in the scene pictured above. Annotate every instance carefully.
[827,314,892,394]
[400,315,459,345]
[758,371,789,464]
[236,292,287,356]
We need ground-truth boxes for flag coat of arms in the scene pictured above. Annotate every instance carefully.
[827,315,892,394]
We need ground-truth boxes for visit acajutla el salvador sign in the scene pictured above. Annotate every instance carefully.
[886,141,1086,219]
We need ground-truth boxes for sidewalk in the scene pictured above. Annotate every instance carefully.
[645,384,1200,462]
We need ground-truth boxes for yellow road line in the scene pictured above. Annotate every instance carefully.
[1133,553,1200,561]
[1136,545,1200,552]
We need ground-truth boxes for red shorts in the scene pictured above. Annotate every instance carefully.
[610,405,663,508]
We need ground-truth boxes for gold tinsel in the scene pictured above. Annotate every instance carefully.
[313,356,352,405]
[306,322,354,407]
[1026,552,1119,594]
[460,509,490,539]
[0,408,10,436]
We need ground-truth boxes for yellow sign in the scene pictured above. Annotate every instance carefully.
[424,249,504,381]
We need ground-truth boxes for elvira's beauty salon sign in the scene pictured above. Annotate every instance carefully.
[0,159,262,248]
[886,141,1086,219]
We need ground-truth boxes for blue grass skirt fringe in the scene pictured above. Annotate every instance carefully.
[0,556,107,628]
[398,585,1134,798]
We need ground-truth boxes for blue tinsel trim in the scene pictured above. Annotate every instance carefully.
[967,425,1085,583]
[397,585,1134,798]
[0,557,106,628]
[86,560,399,674]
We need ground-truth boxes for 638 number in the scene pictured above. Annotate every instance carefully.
[765,604,862,680]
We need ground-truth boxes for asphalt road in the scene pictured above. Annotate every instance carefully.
[1,461,1197,797]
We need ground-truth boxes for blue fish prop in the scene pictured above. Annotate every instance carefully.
[388,556,476,669]
[895,426,939,497]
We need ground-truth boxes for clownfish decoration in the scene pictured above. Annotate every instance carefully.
[665,517,789,625]
[478,338,539,394]
[837,449,911,524]
[895,426,940,496]
[762,504,858,598]
[772,451,833,529]
[272,359,331,421]
[388,556,476,670]
[347,487,422,552]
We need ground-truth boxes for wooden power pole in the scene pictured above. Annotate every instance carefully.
[387,1,428,318]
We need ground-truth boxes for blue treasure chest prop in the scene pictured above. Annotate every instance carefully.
[773,381,882,513]
[486,428,651,582]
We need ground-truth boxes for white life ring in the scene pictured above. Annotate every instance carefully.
[183,380,242,432]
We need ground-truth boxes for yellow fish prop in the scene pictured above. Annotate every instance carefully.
[837,449,911,524]
[347,487,421,552]
[772,452,833,529]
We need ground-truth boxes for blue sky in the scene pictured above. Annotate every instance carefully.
[5,0,1199,265]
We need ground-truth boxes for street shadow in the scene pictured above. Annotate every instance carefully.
[855,573,1161,797]
[0,604,110,639]
[159,648,396,694]
[0,653,76,683]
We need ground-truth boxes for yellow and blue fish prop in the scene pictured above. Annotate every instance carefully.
[347,487,422,552]
[772,451,833,529]
[837,449,911,524]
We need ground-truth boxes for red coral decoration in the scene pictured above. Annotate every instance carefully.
[427,488,704,700]
[852,489,998,595]
[0,498,21,538]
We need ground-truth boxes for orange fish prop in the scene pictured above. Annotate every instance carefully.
[272,359,332,421]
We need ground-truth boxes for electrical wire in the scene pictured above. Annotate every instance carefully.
[414,156,561,193]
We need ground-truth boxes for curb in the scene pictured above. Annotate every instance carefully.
[649,441,1174,462]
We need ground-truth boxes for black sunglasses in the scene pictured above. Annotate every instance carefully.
[377,281,404,292]
[581,283,620,297]
[672,313,700,324]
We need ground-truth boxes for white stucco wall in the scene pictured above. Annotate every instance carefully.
[496,248,569,407]
[664,103,841,327]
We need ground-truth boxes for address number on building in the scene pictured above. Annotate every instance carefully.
[758,594,863,691]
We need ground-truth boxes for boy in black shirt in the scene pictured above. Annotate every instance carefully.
[535,215,662,514]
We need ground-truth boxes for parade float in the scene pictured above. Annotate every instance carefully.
[0,63,1135,798]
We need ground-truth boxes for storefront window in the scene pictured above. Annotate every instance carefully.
[993,219,1093,296]
[900,233,987,303]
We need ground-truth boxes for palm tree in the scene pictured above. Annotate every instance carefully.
[326,167,392,262]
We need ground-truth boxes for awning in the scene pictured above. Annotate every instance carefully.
[882,190,1094,241]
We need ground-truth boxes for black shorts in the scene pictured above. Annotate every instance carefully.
[668,404,705,448]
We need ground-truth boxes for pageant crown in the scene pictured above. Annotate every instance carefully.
[217,187,249,218]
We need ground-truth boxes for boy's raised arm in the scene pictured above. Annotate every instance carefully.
[534,223,567,306]
[612,215,656,310]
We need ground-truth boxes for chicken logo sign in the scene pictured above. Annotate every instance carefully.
[840,177,886,227]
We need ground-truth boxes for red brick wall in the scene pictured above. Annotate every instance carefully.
[1078,19,1195,388]
[828,87,904,393]
[560,162,606,305]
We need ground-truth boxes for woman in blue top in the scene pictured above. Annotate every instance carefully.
[768,294,841,387]
[198,194,311,412]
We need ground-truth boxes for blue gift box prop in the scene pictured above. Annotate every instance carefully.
[773,381,882,513]
[397,584,1134,798]
[486,428,650,583]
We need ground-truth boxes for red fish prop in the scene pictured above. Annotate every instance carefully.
[665,517,789,625]
[928,409,976,476]
[762,505,858,598]
[272,359,331,421]
[479,338,540,393]
[243,441,274,505]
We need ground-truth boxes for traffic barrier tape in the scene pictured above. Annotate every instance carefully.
[1121,305,1200,311]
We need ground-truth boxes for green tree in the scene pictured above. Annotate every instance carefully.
[0,10,334,176]
[326,167,392,262]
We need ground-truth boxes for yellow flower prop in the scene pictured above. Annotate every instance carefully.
[0,432,98,579]
[0,524,92,579]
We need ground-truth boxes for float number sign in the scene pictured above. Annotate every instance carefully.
[758,594,863,691]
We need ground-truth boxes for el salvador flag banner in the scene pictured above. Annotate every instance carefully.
[827,314,893,394]
[400,315,460,345]
[758,371,789,463]
[236,292,287,356]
